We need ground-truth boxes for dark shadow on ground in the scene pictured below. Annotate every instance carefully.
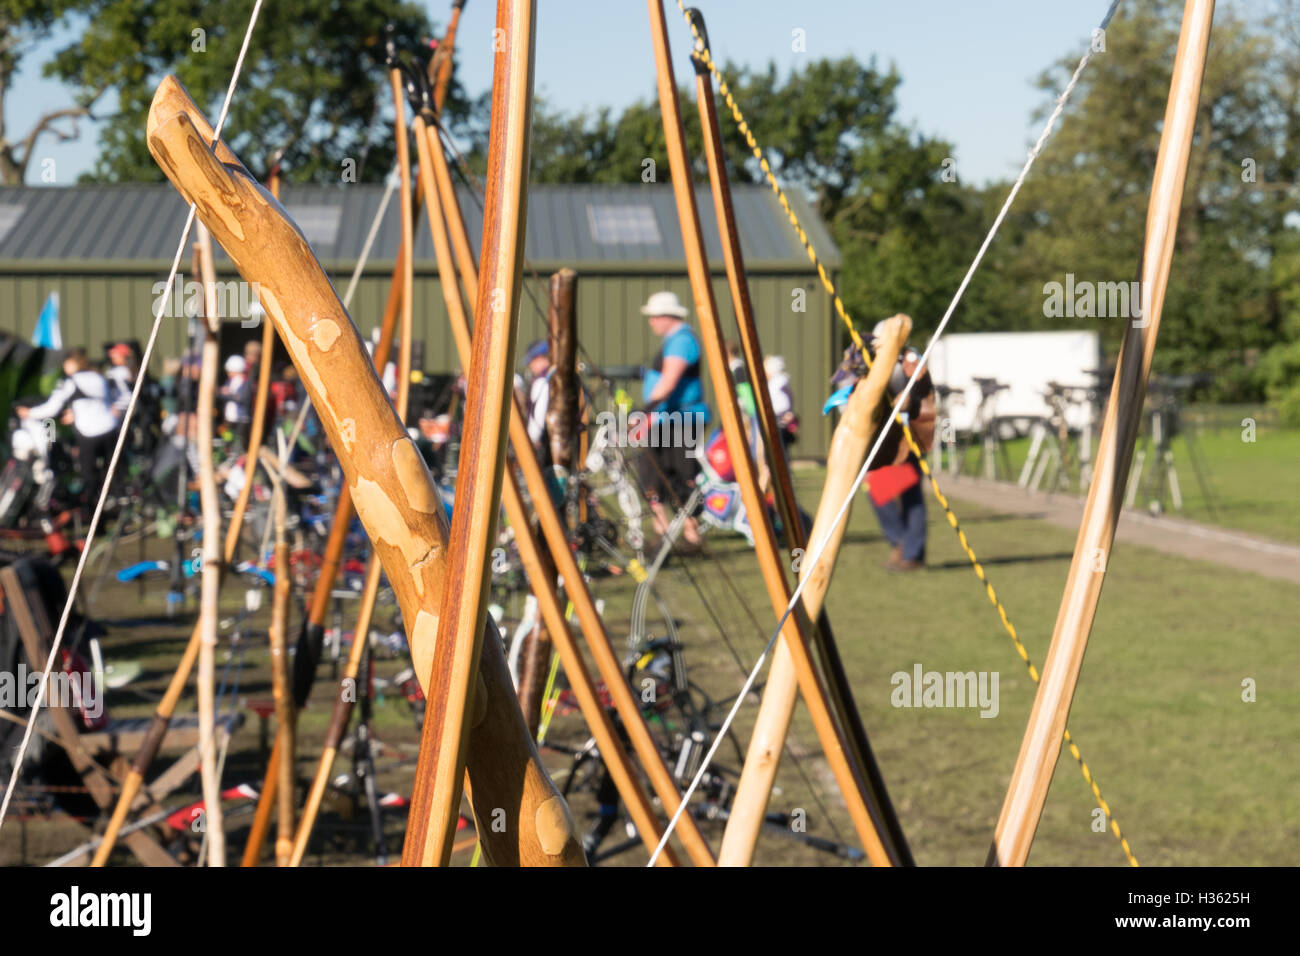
[923,507,1053,524]
[925,551,1075,571]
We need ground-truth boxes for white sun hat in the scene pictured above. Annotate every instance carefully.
[224,355,247,375]
[640,290,690,319]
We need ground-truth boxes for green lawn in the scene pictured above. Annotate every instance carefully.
[946,423,1300,545]
[13,457,1296,867]
[589,466,1300,865]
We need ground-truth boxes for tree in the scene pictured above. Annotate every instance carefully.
[0,0,105,184]
[41,0,474,184]
[973,0,1293,402]
[526,56,975,344]
[1258,0,1300,422]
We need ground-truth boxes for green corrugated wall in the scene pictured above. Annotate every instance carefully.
[0,265,836,457]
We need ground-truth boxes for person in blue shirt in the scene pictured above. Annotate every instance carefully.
[635,291,709,548]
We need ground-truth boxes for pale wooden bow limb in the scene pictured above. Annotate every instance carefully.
[193,223,226,866]
[991,0,1215,867]
[720,316,910,865]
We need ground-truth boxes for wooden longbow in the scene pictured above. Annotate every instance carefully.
[410,73,717,865]
[991,0,1215,867]
[688,9,912,867]
[400,0,537,867]
[721,317,909,864]
[193,224,225,865]
[268,456,295,865]
[408,106,677,864]
[147,73,584,867]
[430,0,466,113]
[513,270,574,736]
[91,167,286,868]
[648,0,895,865]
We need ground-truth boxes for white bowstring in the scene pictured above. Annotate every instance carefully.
[647,0,1122,866]
[342,165,400,306]
[0,0,266,835]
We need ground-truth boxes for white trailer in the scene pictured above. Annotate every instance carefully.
[927,330,1102,434]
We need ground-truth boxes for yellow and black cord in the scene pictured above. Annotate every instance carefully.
[674,0,1138,866]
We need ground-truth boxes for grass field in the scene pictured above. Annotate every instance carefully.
[3,450,1296,867]
[946,422,1300,545]
[580,466,1298,867]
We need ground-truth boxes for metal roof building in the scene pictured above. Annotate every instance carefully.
[0,183,842,455]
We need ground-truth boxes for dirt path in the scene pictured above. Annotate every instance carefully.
[939,474,1300,584]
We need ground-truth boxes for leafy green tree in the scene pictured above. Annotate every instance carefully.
[1261,232,1300,423]
[523,86,734,186]
[975,0,1293,402]
[1257,0,1300,421]
[43,0,474,183]
[526,56,974,345]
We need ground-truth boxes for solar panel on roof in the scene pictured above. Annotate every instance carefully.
[587,204,660,245]
[285,204,343,248]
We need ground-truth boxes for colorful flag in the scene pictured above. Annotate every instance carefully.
[32,292,61,350]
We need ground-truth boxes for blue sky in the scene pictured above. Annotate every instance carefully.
[6,1,1264,187]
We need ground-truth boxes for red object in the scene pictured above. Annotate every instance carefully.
[166,802,204,832]
[397,672,425,705]
[166,785,258,830]
[705,491,732,516]
[54,646,108,731]
[704,430,734,482]
[270,380,296,412]
[41,518,70,560]
[864,463,920,506]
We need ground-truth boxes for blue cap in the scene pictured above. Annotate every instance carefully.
[524,339,548,363]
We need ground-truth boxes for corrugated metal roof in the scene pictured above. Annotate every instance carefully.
[0,182,840,271]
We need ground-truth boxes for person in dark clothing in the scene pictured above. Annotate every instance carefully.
[829,324,936,572]
[868,326,936,571]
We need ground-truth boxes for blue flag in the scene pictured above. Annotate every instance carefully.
[32,292,61,350]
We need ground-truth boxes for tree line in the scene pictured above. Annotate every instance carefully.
[4,0,1297,416]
